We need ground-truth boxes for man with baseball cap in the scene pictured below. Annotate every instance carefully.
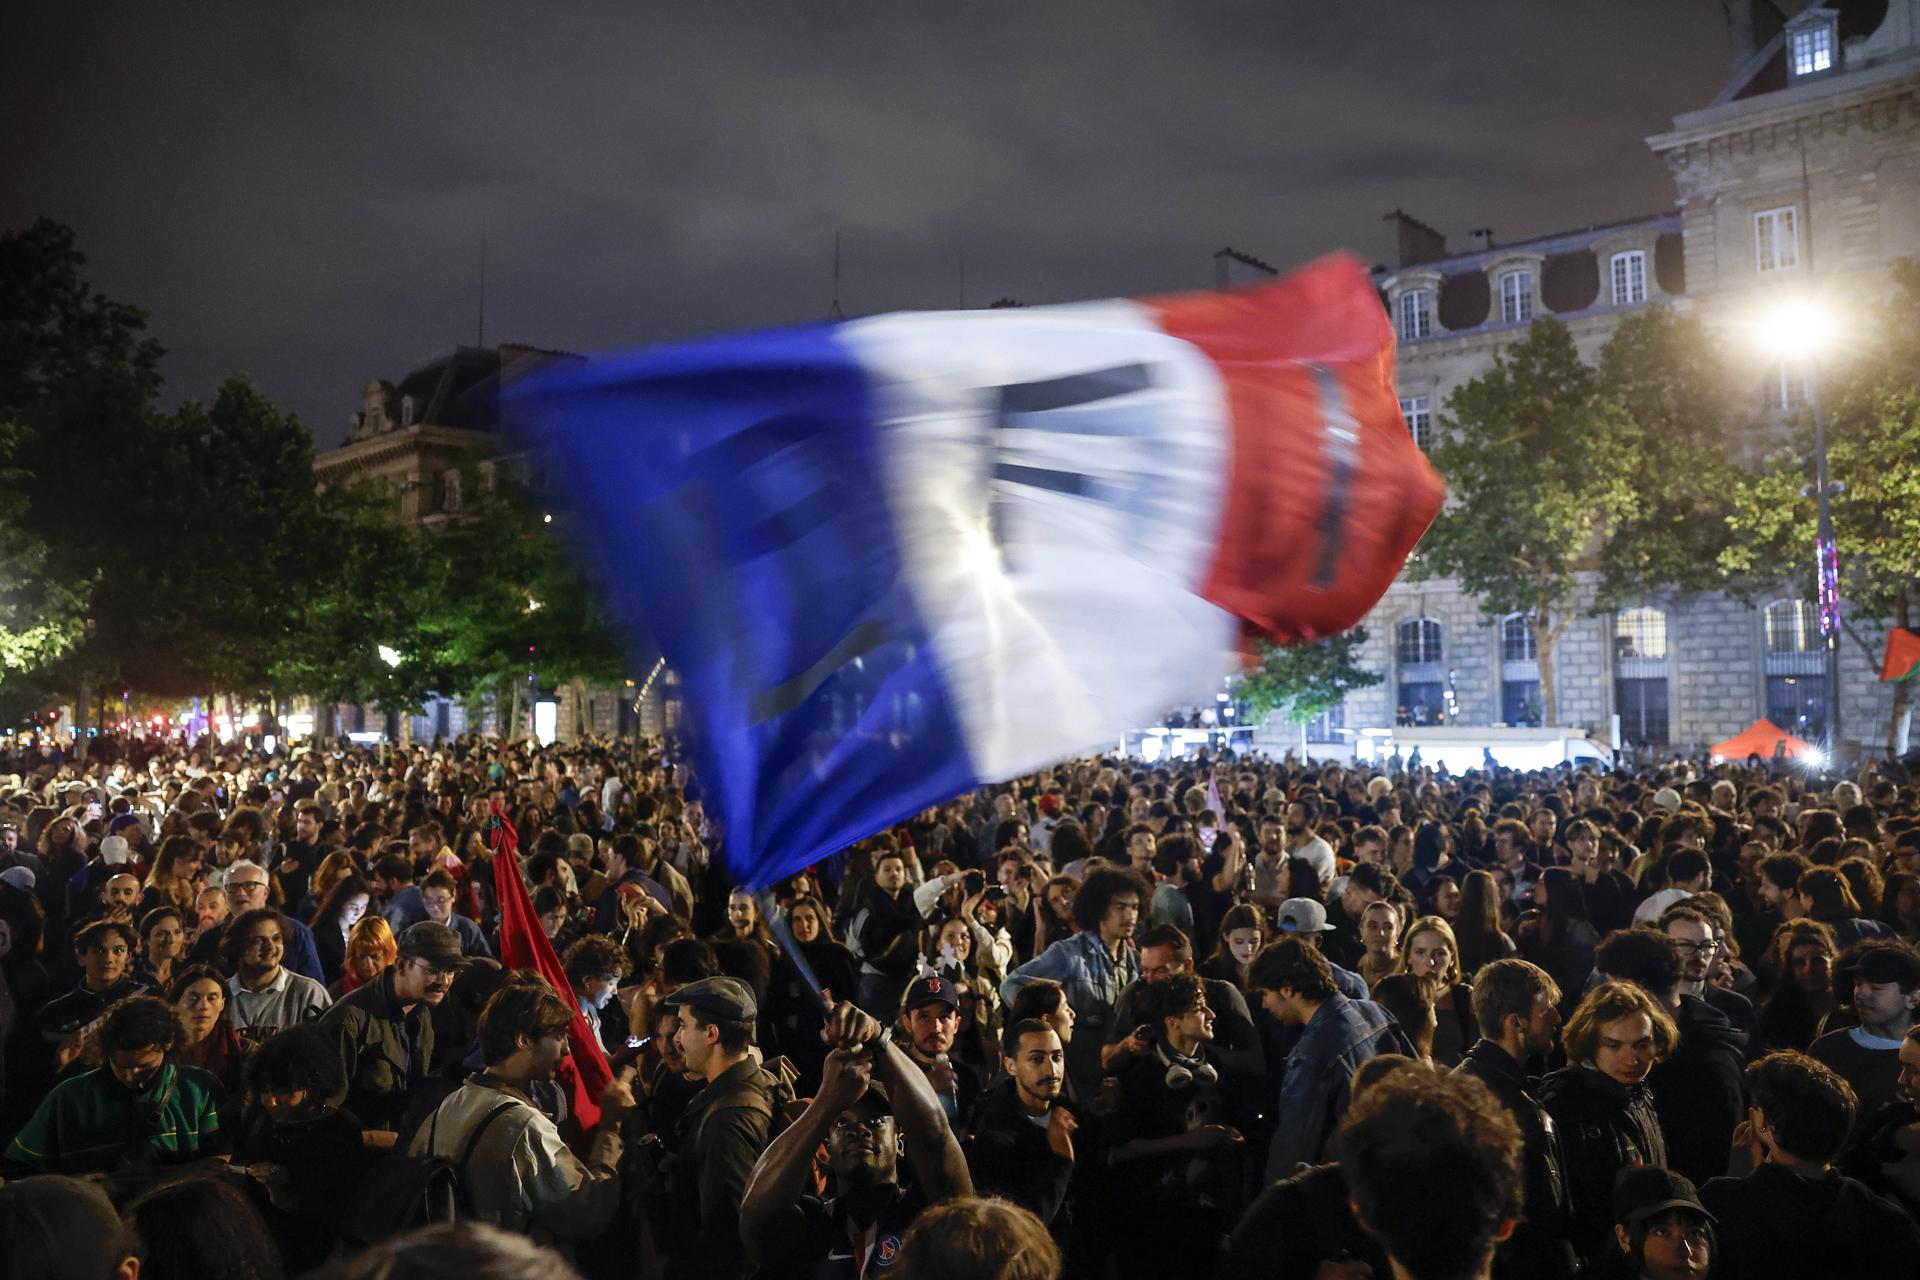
[319,919,464,1136]
[1809,939,1920,1127]
[741,1000,971,1280]
[1275,897,1372,999]
[1609,1166,1713,1280]
[654,975,785,1280]
[894,973,985,1135]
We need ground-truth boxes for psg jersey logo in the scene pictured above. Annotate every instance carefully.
[875,1235,901,1268]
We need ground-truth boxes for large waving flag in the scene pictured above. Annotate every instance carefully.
[490,805,614,1129]
[508,254,1442,889]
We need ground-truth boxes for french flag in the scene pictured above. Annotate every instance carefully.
[508,254,1442,889]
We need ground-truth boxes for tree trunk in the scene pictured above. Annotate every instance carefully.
[1531,608,1560,728]
[74,676,92,762]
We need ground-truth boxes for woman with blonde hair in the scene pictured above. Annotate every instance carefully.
[331,915,398,998]
[1390,915,1475,1067]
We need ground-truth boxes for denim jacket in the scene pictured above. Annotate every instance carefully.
[1265,993,1413,1182]
[1002,931,1139,1095]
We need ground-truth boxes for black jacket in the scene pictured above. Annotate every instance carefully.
[1539,1064,1666,1268]
[1220,1162,1387,1280]
[849,885,920,978]
[1647,993,1747,1186]
[965,1077,1074,1228]
[1455,1039,1576,1280]
[1701,1163,1920,1280]
[663,1057,778,1280]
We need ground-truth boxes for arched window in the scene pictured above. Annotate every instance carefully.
[1501,614,1537,662]
[400,394,416,426]
[1396,618,1443,666]
[1615,607,1668,661]
[1764,600,1818,653]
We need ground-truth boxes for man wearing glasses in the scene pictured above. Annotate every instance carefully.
[320,920,465,1142]
[1661,903,1756,1042]
[187,861,327,983]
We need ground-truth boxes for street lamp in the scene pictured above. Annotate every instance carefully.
[377,644,403,669]
[1755,296,1843,759]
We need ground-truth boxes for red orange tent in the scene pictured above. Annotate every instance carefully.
[1710,719,1814,762]
[1883,627,1920,684]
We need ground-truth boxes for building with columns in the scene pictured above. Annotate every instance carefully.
[1329,0,1920,759]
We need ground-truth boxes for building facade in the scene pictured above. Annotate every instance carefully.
[311,344,677,742]
[1331,0,1920,758]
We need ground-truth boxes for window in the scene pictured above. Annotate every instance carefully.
[1398,682,1445,726]
[1767,675,1827,743]
[1396,618,1444,666]
[1502,680,1541,727]
[1616,677,1670,746]
[1755,207,1800,274]
[1764,600,1818,653]
[1501,614,1537,662]
[1398,289,1433,342]
[1610,251,1647,306]
[1499,271,1534,325]
[400,394,416,427]
[1791,24,1834,77]
[1614,607,1668,661]
[1400,395,1433,450]
[1306,702,1346,742]
[1770,362,1810,411]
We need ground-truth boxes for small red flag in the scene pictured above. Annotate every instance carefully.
[490,803,613,1129]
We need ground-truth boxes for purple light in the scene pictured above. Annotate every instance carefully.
[1816,536,1839,637]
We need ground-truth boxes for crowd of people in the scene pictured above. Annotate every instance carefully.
[1,728,1919,1280]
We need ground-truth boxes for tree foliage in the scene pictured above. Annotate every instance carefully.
[1411,318,1638,724]
[1239,628,1381,725]
[1721,265,1920,754]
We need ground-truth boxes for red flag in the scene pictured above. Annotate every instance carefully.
[489,803,613,1129]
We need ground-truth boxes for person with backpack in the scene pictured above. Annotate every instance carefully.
[653,974,787,1280]
[405,976,635,1245]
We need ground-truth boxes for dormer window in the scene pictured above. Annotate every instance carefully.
[1398,288,1433,342]
[1788,11,1836,79]
[1499,270,1534,325]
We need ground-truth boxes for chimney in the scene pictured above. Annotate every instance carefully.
[1383,210,1448,268]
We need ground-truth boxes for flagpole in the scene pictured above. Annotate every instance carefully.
[759,889,835,1018]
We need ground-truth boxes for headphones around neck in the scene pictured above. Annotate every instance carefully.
[1156,1040,1218,1090]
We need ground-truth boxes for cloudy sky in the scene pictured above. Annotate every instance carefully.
[4,2,1735,442]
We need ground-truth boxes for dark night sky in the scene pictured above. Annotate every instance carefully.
[3,3,1736,445]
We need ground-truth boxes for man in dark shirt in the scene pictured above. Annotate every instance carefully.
[1454,958,1576,1280]
[967,1019,1076,1230]
[33,920,148,1075]
[892,974,985,1139]
[740,999,970,1279]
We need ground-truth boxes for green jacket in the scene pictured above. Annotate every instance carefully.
[3,1063,225,1175]
[318,969,435,1131]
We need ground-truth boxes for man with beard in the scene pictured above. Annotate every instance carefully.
[740,1000,971,1279]
[966,1019,1076,1230]
[893,974,984,1137]
[320,920,463,1137]
[1455,958,1576,1280]
[409,977,634,1244]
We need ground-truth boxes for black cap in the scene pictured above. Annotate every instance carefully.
[396,921,465,969]
[662,974,757,1023]
[902,973,961,1013]
[1613,1166,1714,1227]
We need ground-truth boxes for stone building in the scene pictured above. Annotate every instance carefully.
[311,344,679,742]
[1329,0,1920,758]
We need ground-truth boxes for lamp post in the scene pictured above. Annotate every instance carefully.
[1759,298,1842,758]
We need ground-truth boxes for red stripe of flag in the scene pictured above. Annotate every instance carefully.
[490,802,613,1129]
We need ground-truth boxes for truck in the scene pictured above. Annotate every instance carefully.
[1351,724,1615,773]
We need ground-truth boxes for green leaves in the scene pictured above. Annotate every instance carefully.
[1239,627,1382,725]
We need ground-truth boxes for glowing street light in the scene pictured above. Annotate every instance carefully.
[1750,292,1844,760]
[377,644,403,669]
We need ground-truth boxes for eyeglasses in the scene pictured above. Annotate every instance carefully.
[1671,939,1724,955]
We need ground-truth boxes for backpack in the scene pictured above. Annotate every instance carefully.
[340,1099,518,1246]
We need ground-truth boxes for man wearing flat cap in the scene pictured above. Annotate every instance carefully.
[319,920,464,1138]
[653,975,785,1280]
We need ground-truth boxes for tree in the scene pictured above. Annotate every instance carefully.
[1593,306,1748,606]
[0,422,88,684]
[1239,628,1382,726]
[1721,264,1920,756]
[1411,318,1638,725]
